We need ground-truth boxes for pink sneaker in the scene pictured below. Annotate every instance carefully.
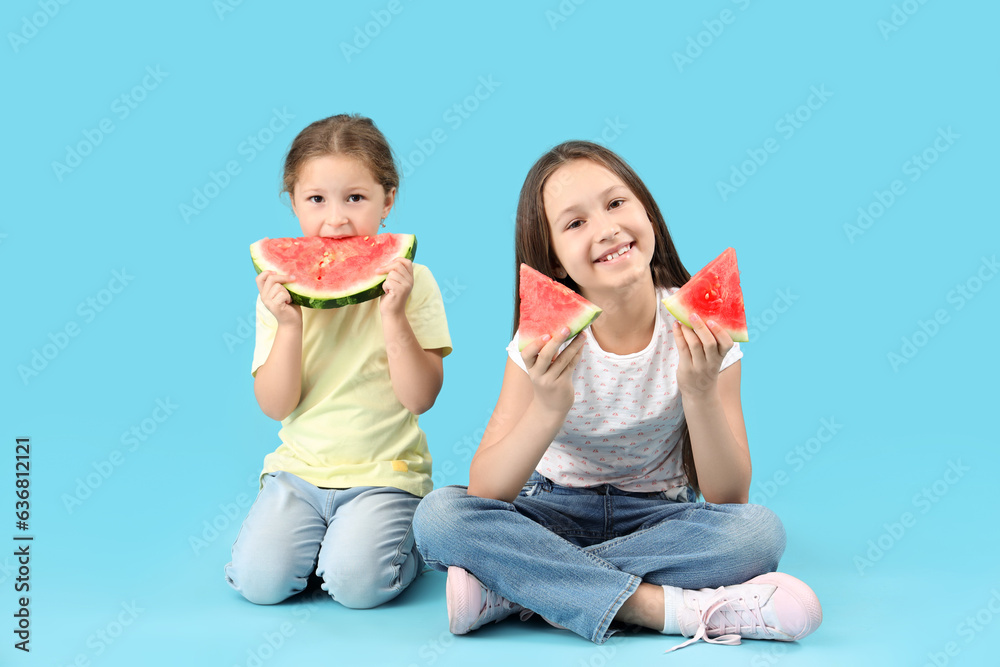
[446,566,523,635]
[665,572,822,653]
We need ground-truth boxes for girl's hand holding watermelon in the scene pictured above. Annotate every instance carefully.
[518,327,587,417]
[377,256,414,318]
[256,269,302,326]
[673,312,734,400]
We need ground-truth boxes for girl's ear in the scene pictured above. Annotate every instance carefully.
[382,187,396,219]
[553,265,568,279]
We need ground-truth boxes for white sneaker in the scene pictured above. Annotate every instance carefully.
[446,566,523,635]
[665,572,822,653]
[519,609,568,630]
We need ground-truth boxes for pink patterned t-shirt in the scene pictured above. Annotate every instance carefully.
[506,287,743,495]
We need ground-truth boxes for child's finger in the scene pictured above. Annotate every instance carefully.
[378,258,407,275]
[675,320,705,363]
[533,328,569,371]
[259,271,296,287]
[688,313,719,357]
[673,321,689,355]
[705,319,734,356]
[552,331,586,378]
[519,334,551,370]
[269,283,290,304]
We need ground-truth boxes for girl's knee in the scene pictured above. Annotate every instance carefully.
[324,577,393,609]
[412,485,471,540]
[744,504,786,565]
[320,548,419,609]
[226,561,303,605]
[722,503,786,574]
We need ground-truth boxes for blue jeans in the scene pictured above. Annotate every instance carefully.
[225,471,423,609]
[412,472,785,643]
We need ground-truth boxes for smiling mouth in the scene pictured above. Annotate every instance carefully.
[595,242,634,263]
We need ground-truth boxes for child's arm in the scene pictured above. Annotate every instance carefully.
[379,258,445,415]
[673,313,752,504]
[253,270,303,421]
[467,329,587,502]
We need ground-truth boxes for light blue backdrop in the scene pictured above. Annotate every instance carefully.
[5,1,998,665]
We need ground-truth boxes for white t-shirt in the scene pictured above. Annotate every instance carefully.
[506,287,742,495]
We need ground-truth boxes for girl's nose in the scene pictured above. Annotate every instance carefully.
[596,217,621,242]
[327,207,349,227]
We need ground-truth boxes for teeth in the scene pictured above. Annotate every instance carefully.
[602,244,631,262]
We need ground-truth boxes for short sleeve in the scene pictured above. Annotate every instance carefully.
[505,333,528,373]
[505,330,576,374]
[406,264,453,357]
[720,341,743,372]
[251,295,278,376]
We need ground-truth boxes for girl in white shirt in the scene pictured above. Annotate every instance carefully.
[413,141,822,652]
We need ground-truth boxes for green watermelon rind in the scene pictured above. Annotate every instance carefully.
[250,235,417,309]
[661,293,749,343]
[517,301,603,351]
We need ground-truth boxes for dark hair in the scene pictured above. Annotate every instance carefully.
[282,114,398,198]
[512,140,702,496]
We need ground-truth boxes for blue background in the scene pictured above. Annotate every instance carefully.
[5,1,999,665]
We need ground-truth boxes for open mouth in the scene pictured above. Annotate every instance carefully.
[595,242,634,263]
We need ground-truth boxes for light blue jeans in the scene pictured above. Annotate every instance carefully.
[413,472,785,643]
[225,471,423,609]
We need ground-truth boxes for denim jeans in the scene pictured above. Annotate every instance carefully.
[225,471,423,609]
[412,472,785,643]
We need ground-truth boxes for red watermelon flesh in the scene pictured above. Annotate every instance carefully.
[662,247,748,342]
[250,234,416,309]
[518,264,602,350]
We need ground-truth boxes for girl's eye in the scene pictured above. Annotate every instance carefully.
[609,198,625,209]
[567,219,584,230]
[308,195,324,204]
[348,194,364,203]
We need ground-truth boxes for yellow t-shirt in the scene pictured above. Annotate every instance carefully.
[251,263,452,497]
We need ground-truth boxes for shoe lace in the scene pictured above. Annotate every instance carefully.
[481,589,519,623]
[665,587,775,654]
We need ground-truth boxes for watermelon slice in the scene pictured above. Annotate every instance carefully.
[250,234,416,309]
[662,247,748,342]
[517,264,602,350]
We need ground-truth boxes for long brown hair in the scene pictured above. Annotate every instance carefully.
[512,140,702,496]
[281,114,399,198]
